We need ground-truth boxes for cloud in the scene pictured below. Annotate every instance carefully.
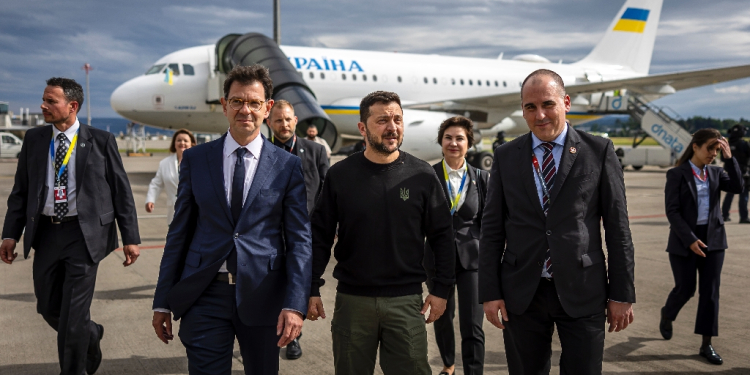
[715,83,750,94]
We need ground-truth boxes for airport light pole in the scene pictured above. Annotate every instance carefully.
[273,0,281,45]
[82,63,93,126]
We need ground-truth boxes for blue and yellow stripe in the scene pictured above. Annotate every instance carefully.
[322,105,359,115]
[613,7,650,33]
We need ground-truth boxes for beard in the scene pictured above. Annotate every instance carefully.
[365,127,402,155]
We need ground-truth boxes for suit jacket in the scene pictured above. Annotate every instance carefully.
[291,138,329,215]
[146,153,179,224]
[665,158,743,255]
[2,124,140,262]
[425,162,488,272]
[152,134,312,326]
[479,127,636,318]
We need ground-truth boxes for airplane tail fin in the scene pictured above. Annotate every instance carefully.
[576,0,662,74]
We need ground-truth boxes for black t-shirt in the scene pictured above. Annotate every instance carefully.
[310,151,455,298]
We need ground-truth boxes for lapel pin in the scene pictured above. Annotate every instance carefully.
[80,143,85,147]
[569,146,576,154]
[299,149,304,153]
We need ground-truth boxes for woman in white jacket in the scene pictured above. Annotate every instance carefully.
[145,129,196,224]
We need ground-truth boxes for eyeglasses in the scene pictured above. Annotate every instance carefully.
[227,98,266,112]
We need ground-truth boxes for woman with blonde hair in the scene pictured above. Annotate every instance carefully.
[145,129,196,224]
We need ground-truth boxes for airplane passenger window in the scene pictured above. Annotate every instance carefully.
[503,81,507,87]
[320,72,325,79]
[183,64,195,76]
[352,74,357,81]
[309,72,314,79]
[469,79,473,86]
[486,80,490,86]
[451,78,455,85]
[342,73,347,80]
[460,79,464,85]
[433,78,437,84]
[397,76,402,83]
[373,75,377,82]
[145,64,166,75]
[478,80,482,86]
[519,82,522,87]
[423,77,428,84]
[168,63,180,76]
[362,74,367,81]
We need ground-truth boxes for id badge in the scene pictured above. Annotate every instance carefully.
[54,186,68,203]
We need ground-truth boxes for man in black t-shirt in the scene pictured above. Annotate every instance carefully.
[307,91,455,375]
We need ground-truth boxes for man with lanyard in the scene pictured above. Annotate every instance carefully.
[267,99,329,359]
[479,69,635,374]
[1,77,140,375]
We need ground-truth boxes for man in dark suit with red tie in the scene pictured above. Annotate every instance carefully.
[479,69,636,375]
[1,77,141,375]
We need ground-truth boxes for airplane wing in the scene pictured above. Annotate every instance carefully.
[407,63,750,115]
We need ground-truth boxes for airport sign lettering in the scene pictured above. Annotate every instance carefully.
[651,123,684,153]
[288,57,364,72]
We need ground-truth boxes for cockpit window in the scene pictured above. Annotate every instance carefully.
[145,64,166,75]
[168,63,180,76]
[183,64,195,76]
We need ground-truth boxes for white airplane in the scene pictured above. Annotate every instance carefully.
[111,0,750,165]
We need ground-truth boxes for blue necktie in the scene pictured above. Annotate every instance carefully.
[228,147,246,275]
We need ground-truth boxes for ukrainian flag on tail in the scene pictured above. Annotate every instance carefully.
[164,67,173,85]
[613,7,650,33]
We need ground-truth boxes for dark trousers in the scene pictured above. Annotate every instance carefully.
[179,279,280,375]
[721,185,749,220]
[33,218,100,375]
[663,225,725,336]
[505,279,605,375]
[431,269,485,375]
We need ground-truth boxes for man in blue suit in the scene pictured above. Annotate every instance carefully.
[151,64,312,375]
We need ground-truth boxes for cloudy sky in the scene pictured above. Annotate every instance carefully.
[1,0,749,120]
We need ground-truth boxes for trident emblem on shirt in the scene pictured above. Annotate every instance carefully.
[400,188,410,201]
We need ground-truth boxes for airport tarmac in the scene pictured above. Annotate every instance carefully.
[0,153,748,375]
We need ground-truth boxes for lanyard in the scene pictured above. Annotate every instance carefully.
[531,154,551,200]
[49,131,78,186]
[443,159,468,215]
[271,134,296,152]
[691,167,707,182]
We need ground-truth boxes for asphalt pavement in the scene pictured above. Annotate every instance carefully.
[0,153,748,374]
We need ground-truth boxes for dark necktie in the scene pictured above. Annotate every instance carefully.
[54,133,69,221]
[228,147,247,275]
[541,142,556,277]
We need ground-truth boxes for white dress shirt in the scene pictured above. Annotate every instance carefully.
[444,159,468,214]
[43,119,80,216]
[689,160,710,225]
[530,125,567,207]
[218,131,263,273]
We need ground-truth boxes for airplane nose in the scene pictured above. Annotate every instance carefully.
[110,81,133,113]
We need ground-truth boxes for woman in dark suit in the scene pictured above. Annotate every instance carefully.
[424,116,488,375]
[660,128,744,365]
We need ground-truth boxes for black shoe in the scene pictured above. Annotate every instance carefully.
[739,218,750,224]
[286,333,302,360]
[86,323,104,374]
[659,307,673,340]
[724,216,731,222]
[700,344,723,365]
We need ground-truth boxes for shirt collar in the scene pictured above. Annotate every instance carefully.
[52,118,80,141]
[224,129,263,159]
[444,159,467,175]
[531,123,568,150]
[688,160,707,176]
[272,134,295,150]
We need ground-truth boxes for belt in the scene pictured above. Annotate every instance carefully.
[42,215,78,224]
[215,272,236,285]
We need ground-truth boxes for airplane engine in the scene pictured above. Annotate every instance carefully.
[217,33,338,149]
